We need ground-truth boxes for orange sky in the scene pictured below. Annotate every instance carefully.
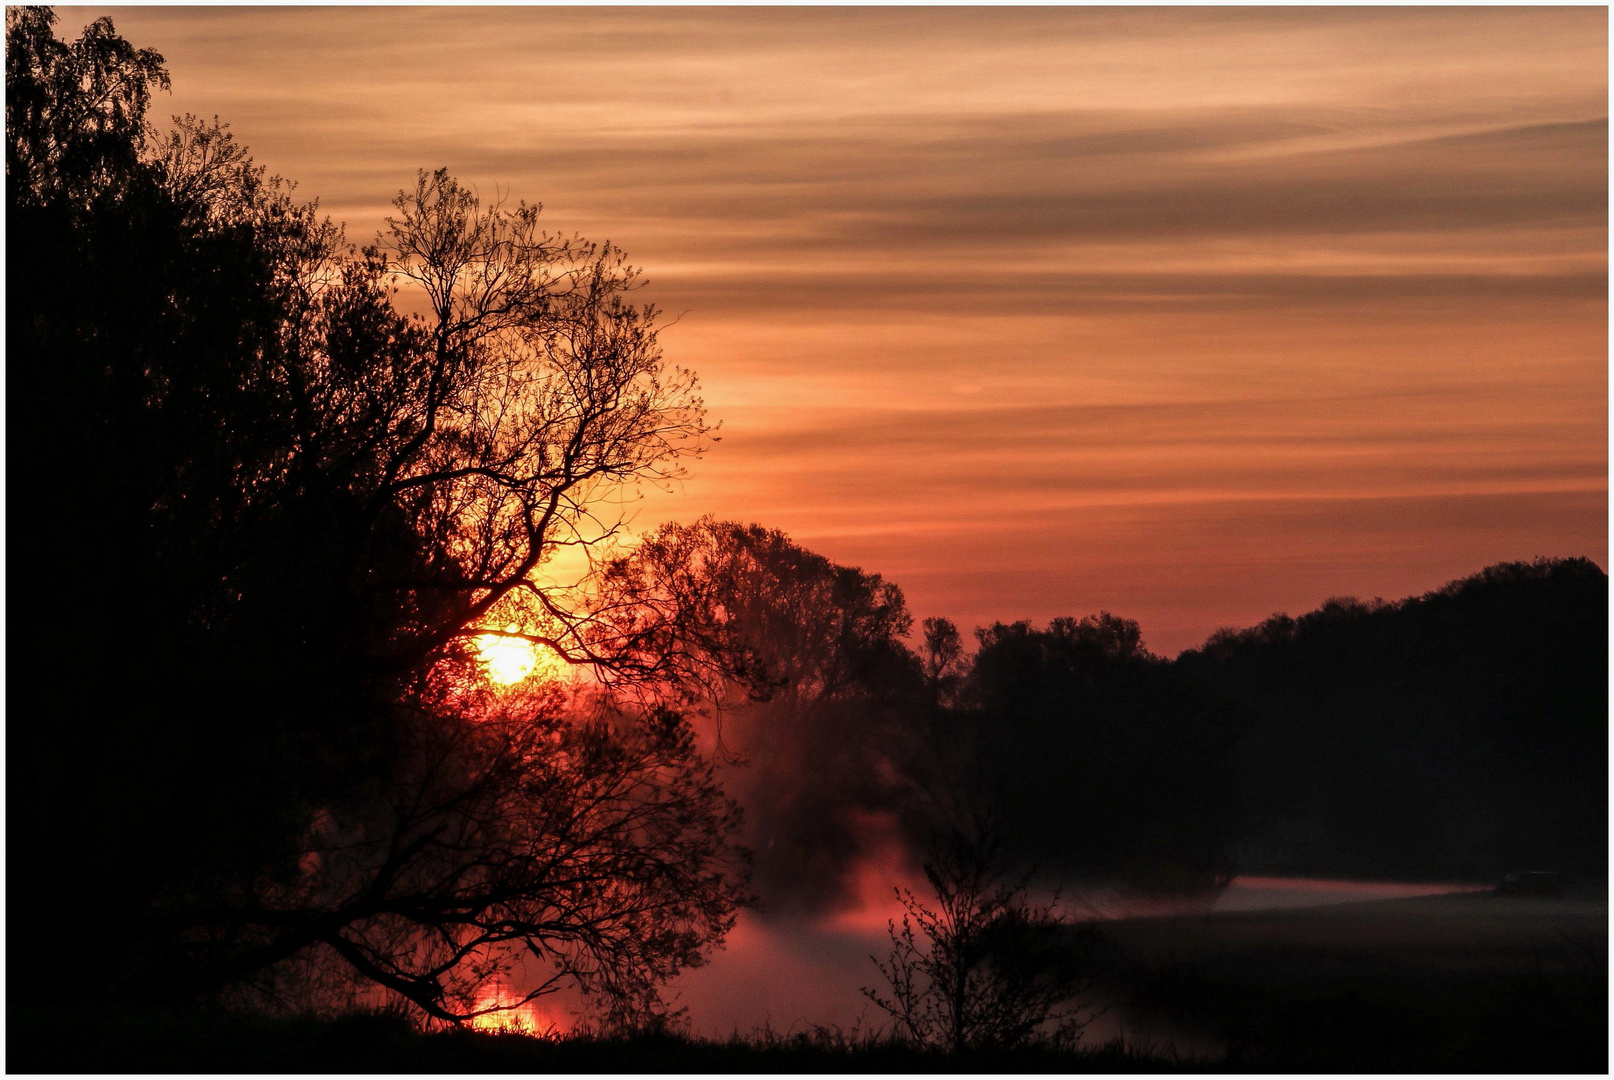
[75,7,1608,654]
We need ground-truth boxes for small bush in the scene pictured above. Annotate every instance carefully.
[863,826,1097,1052]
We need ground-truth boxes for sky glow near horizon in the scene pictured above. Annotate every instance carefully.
[75,6,1609,654]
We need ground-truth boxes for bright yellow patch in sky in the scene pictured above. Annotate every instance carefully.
[476,632,541,685]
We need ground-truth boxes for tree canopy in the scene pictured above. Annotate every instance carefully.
[1178,557,1608,878]
[959,614,1245,890]
[597,518,930,910]
[8,7,741,1024]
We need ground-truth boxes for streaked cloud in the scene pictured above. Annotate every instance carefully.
[73,6,1607,652]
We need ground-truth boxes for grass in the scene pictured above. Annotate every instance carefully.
[11,887,1605,1073]
[8,1008,1224,1074]
[1087,884,1608,1072]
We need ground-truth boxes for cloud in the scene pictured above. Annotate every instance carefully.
[70,5,1607,653]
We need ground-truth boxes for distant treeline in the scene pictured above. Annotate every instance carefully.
[931,555,1606,888]
[639,520,1606,903]
[945,555,1609,886]
[1179,557,1608,880]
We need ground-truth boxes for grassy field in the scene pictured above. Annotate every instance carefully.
[1088,884,1608,1071]
[9,886,1605,1073]
[7,1009,1226,1074]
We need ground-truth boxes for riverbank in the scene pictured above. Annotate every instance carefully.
[1088,883,1608,1071]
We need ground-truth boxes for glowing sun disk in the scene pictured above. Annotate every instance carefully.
[476,633,539,684]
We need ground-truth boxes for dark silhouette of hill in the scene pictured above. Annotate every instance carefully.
[1176,557,1607,880]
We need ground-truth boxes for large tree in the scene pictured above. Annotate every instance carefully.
[593,518,930,911]
[8,7,742,1023]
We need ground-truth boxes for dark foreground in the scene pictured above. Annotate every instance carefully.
[8,1012,1224,1074]
[10,887,1607,1074]
[1091,884,1608,1072]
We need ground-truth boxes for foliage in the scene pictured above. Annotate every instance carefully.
[863,826,1096,1052]
[213,687,746,1025]
[8,6,740,1023]
[920,616,967,701]
[961,613,1244,891]
[6,6,168,207]
[593,518,930,910]
[1177,556,1608,878]
[589,517,918,704]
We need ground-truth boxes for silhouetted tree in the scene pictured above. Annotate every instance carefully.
[8,7,741,1023]
[863,822,1095,1052]
[593,518,929,911]
[199,687,745,1025]
[1177,557,1608,879]
[962,613,1243,891]
[921,616,967,703]
[6,6,167,207]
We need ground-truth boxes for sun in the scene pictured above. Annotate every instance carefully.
[475,632,540,685]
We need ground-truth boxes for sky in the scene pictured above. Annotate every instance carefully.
[74,6,1607,654]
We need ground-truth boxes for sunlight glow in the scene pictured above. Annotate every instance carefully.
[475,632,540,685]
[468,992,557,1037]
